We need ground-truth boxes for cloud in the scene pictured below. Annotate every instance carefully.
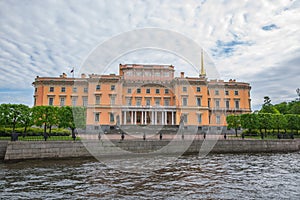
[0,0,299,110]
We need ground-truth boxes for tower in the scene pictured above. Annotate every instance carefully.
[200,50,206,78]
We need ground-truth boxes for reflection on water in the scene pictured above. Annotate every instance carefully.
[1,152,299,199]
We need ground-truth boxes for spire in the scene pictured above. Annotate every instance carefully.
[200,50,206,78]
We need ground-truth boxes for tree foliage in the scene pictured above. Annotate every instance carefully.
[226,115,241,137]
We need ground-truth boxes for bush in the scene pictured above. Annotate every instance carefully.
[242,129,259,136]
[0,127,70,137]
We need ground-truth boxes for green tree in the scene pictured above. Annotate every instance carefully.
[47,106,59,137]
[286,114,298,134]
[241,113,259,135]
[257,113,272,138]
[32,106,56,140]
[19,104,33,137]
[260,96,280,114]
[272,114,288,134]
[58,106,86,140]
[288,101,300,114]
[226,114,241,137]
[274,102,289,114]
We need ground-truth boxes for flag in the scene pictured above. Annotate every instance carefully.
[70,68,74,73]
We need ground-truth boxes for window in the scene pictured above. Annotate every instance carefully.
[95,113,100,122]
[82,96,88,106]
[235,100,240,109]
[127,88,132,94]
[96,85,101,90]
[164,99,170,106]
[95,95,100,105]
[136,98,141,106]
[234,90,239,95]
[197,114,202,123]
[137,88,141,94]
[110,96,115,105]
[225,90,229,95]
[226,100,230,109]
[156,89,160,94]
[164,72,169,77]
[146,98,151,106]
[208,99,211,107]
[94,126,99,130]
[182,97,188,106]
[84,87,88,93]
[197,97,201,106]
[145,71,151,77]
[183,114,188,123]
[35,88,37,92]
[215,90,219,95]
[155,99,160,106]
[48,97,54,106]
[165,89,169,94]
[110,113,114,123]
[196,87,201,92]
[34,98,36,106]
[126,98,132,106]
[49,87,54,92]
[146,88,150,94]
[182,86,187,92]
[155,72,160,77]
[216,116,221,124]
[61,87,66,92]
[60,97,65,106]
[72,97,77,106]
[215,100,220,108]
[73,87,77,93]
[111,85,115,91]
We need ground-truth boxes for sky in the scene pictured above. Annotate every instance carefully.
[0,0,299,111]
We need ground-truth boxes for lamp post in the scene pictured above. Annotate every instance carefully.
[296,88,300,101]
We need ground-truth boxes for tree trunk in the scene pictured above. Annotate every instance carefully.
[235,128,238,137]
[48,125,52,138]
[23,125,27,138]
[44,123,48,141]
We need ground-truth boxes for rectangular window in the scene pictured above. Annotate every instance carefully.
[146,88,150,94]
[215,100,220,108]
[197,114,202,123]
[48,97,54,106]
[215,90,219,95]
[156,89,160,94]
[82,96,88,106]
[165,89,169,94]
[60,97,65,106]
[95,113,100,122]
[111,85,115,91]
[110,113,114,123]
[110,96,115,105]
[235,90,239,95]
[126,98,132,106]
[84,87,88,93]
[164,72,169,77]
[137,88,141,94]
[73,87,77,93]
[208,99,210,107]
[146,98,151,106]
[197,97,201,106]
[183,114,188,123]
[72,97,77,106]
[164,99,170,106]
[155,72,160,77]
[235,100,240,109]
[225,90,229,95]
[96,85,101,90]
[226,100,230,109]
[61,87,66,92]
[196,87,201,92]
[155,99,160,106]
[216,116,221,124]
[95,95,100,105]
[182,97,188,106]
[127,88,132,94]
[136,98,141,106]
[49,87,54,92]
[182,86,187,92]
[35,88,37,92]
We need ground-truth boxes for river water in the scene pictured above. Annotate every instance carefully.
[1,152,299,199]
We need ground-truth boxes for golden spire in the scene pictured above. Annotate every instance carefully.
[200,50,206,77]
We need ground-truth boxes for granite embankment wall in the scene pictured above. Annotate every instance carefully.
[1,139,300,161]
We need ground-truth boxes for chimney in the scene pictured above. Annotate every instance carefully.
[62,73,67,78]
[180,72,184,78]
[81,73,86,78]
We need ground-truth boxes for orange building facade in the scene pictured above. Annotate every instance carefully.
[33,64,251,131]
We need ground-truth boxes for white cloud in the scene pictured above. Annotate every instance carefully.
[0,0,299,110]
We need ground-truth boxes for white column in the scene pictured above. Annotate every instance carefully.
[134,111,137,125]
[171,112,174,125]
[144,111,147,124]
[141,111,144,125]
[161,112,164,125]
[155,111,157,125]
[124,111,126,125]
[151,111,154,125]
[131,111,133,124]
